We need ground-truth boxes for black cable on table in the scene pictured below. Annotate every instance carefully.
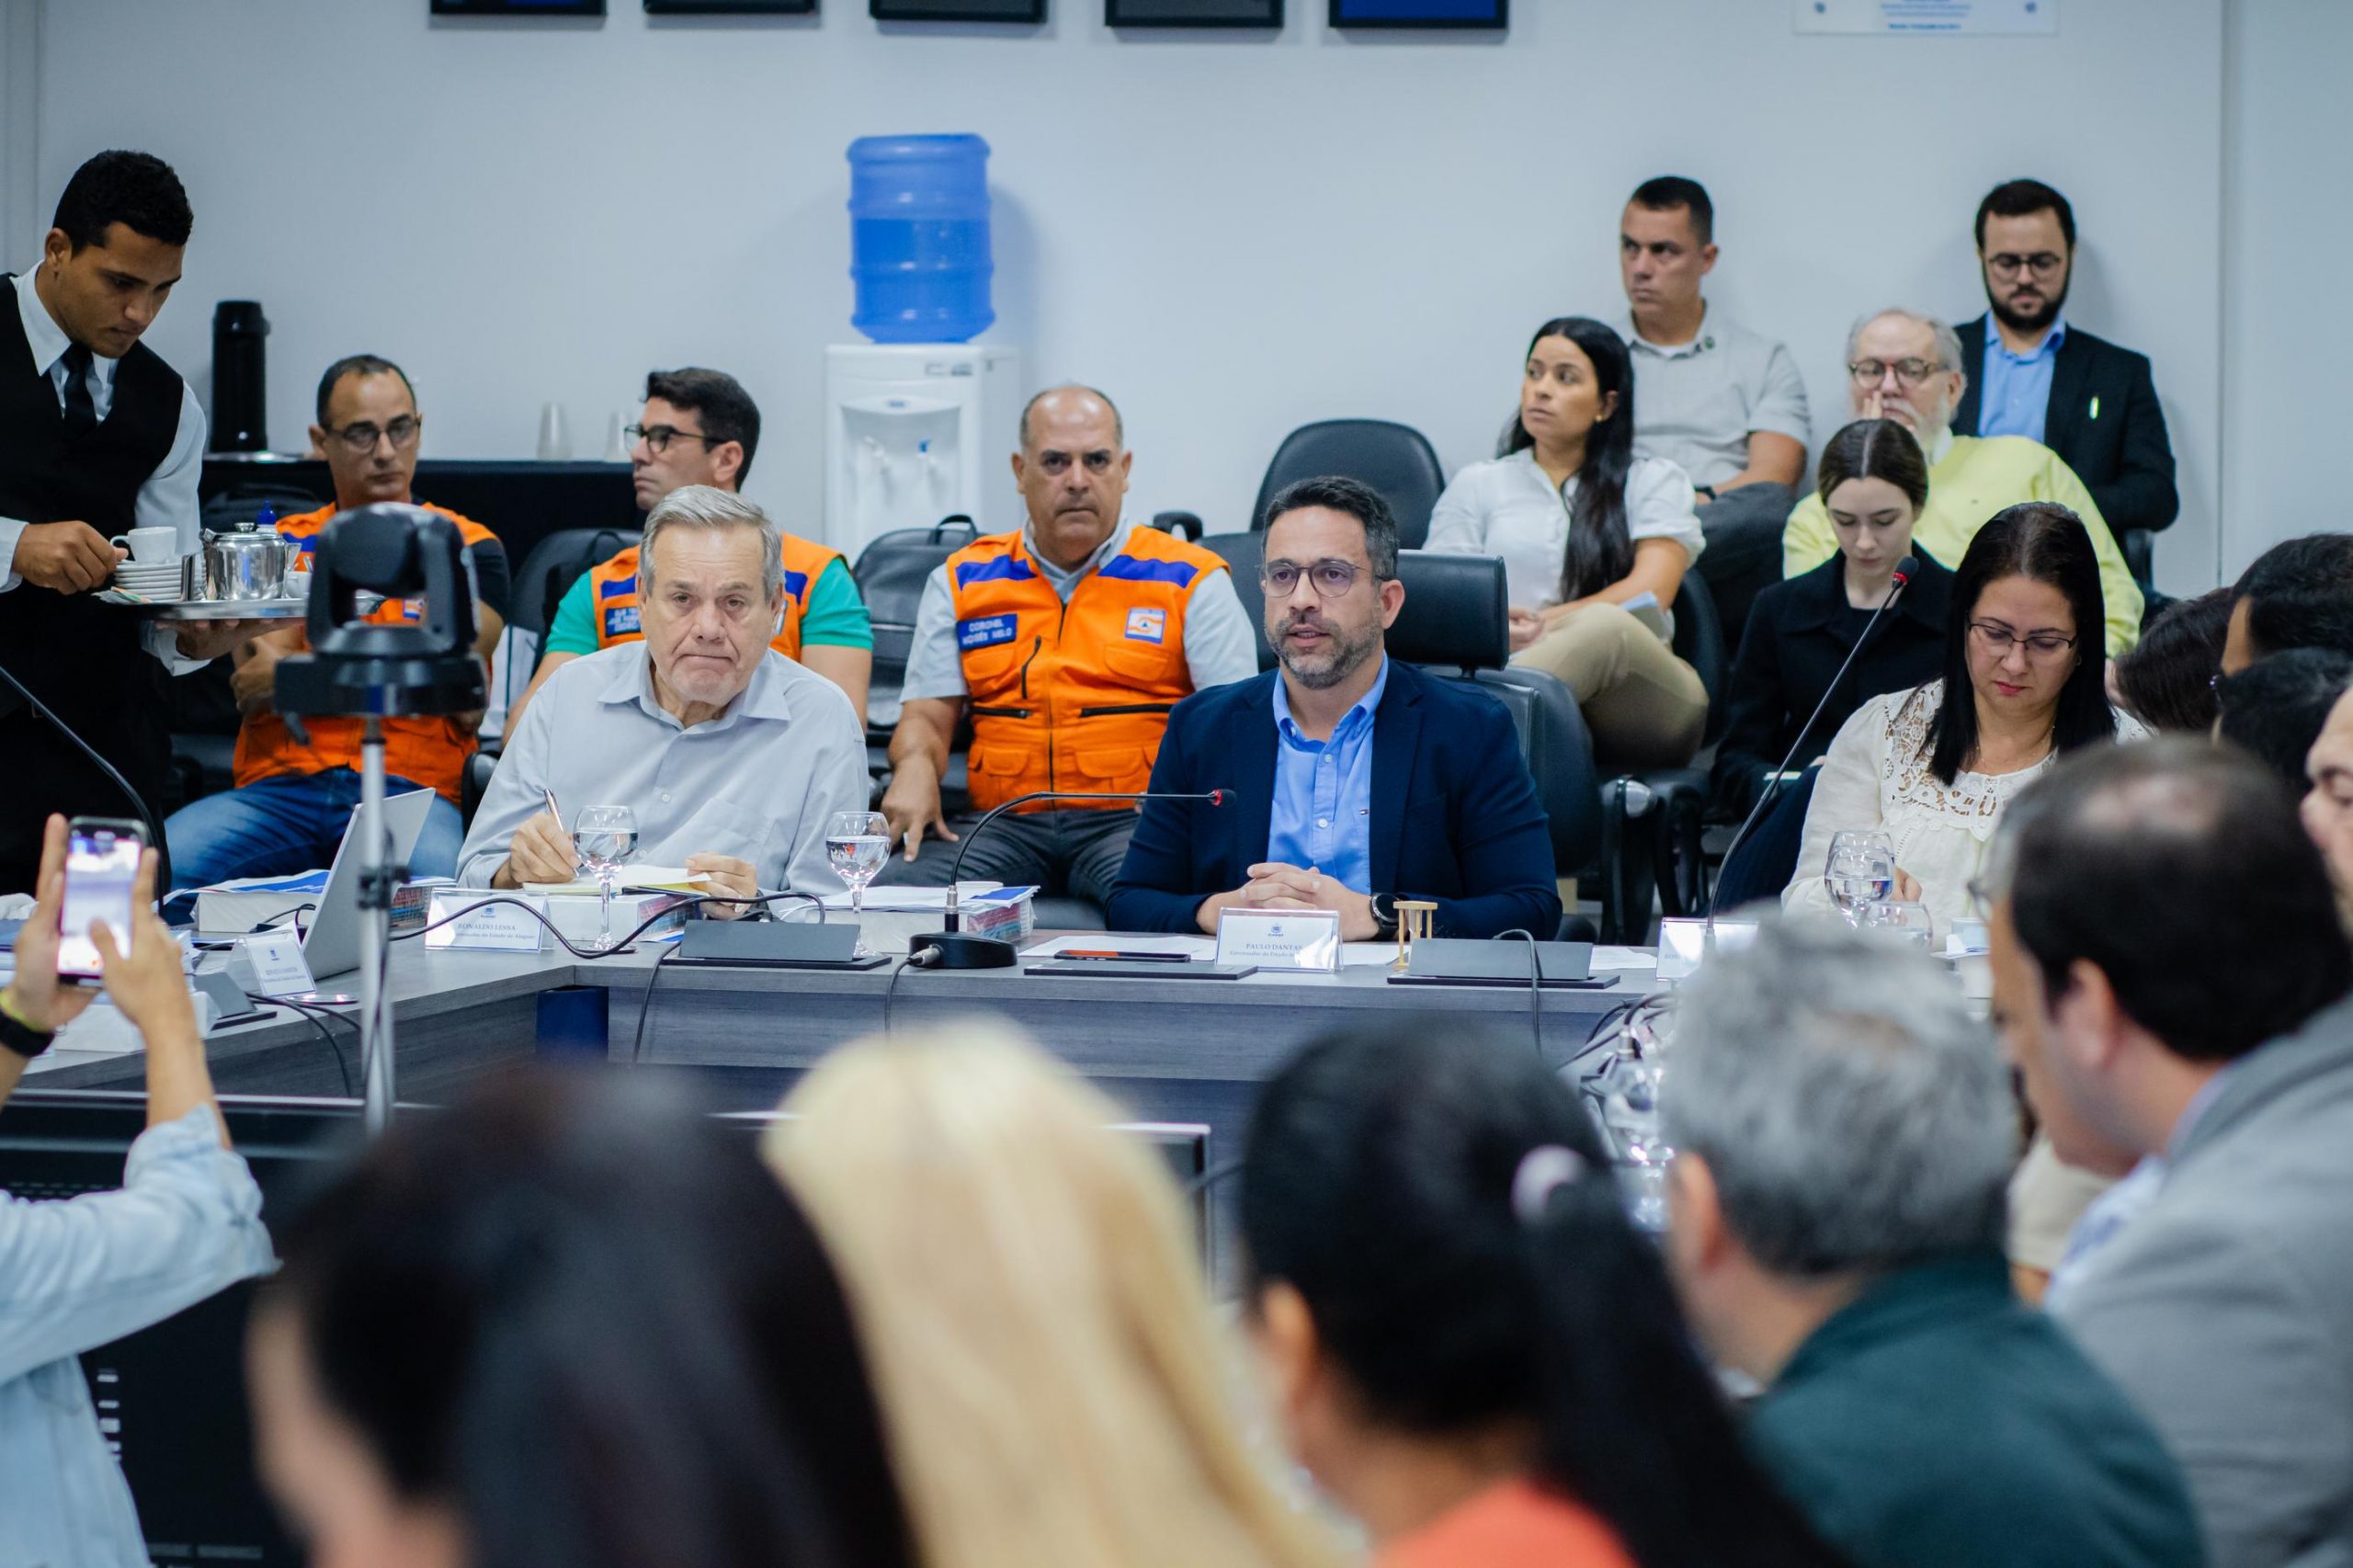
[1493,927,1543,1063]
[392,889,826,960]
[246,990,352,1096]
[630,942,685,1064]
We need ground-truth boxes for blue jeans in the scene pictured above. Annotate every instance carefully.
[165,770,462,890]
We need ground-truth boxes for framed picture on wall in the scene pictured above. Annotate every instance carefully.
[648,0,816,11]
[873,0,1043,19]
[1328,0,1504,27]
[431,0,606,14]
[1107,0,1281,26]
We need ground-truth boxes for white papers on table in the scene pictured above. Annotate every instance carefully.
[1020,933,1214,960]
[1593,946,1658,970]
[1341,941,1403,967]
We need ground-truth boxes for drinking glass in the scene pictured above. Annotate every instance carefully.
[1855,899,1935,951]
[825,810,892,958]
[1824,830,1895,925]
[573,804,638,952]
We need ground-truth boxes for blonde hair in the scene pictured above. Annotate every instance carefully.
[767,1025,1339,1568]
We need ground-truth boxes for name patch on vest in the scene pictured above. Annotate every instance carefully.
[1124,607,1167,644]
[958,613,1018,651]
[604,605,642,639]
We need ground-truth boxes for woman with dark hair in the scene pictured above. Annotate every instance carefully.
[245,1071,915,1568]
[1711,420,1953,906]
[1784,502,2144,937]
[2110,587,2232,733]
[1426,316,1711,767]
[1241,1020,1842,1568]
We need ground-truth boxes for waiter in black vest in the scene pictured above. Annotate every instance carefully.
[0,151,263,892]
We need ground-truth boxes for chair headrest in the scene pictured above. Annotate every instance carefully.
[1388,551,1509,671]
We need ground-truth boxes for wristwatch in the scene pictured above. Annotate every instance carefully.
[1370,892,1401,942]
[0,991,55,1061]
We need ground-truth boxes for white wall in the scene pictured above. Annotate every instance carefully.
[31,0,2224,592]
[2220,0,2348,579]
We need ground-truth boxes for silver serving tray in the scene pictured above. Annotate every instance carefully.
[101,592,308,619]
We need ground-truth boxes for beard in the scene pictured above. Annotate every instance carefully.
[1987,271,2070,335]
[1273,612,1382,690]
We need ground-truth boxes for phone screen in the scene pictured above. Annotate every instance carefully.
[57,827,140,979]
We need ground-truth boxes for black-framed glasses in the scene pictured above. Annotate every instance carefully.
[325,415,421,454]
[1985,251,2066,279]
[1847,358,1943,388]
[1260,558,1376,598]
[1970,620,2077,658]
[623,423,720,455]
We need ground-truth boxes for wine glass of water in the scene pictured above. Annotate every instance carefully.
[574,803,638,952]
[1824,830,1895,926]
[1856,899,1935,951]
[826,811,892,958]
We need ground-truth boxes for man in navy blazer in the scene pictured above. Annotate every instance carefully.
[1108,476,1560,941]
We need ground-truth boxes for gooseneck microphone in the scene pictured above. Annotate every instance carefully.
[0,654,171,892]
[912,787,1236,969]
[1708,556,1916,919]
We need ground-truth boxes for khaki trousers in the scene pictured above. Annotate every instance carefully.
[1512,601,1709,769]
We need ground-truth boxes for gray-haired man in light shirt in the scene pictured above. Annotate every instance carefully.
[458,485,869,907]
[1616,175,1812,644]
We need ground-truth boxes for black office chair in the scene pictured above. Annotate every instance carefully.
[1385,552,1606,937]
[1597,573,1733,936]
[1199,532,1277,672]
[1249,420,1448,548]
[855,516,981,804]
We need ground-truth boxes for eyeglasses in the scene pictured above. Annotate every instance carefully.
[624,423,720,455]
[1260,558,1377,598]
[1969,620,2078,659]
[1985,251,2066,280]
[1847,358,1944,388]
[325,415,421,454]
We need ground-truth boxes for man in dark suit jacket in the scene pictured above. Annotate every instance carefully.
[1108,476,1559,941]
[1956,180,2177,574]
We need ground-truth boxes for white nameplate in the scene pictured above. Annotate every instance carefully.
[242,928,317,997]
[1795,0,2054,36]
[1214,907,1341,972]
[425,891,547,953]
[1655,916,1761,984]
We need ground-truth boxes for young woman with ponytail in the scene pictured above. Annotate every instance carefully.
[1425,316,1712,768]
[1239,1019,1844,1568]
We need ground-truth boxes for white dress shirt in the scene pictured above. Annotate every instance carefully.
[1782,679,2149,940]
[3,266,210,671]
[1424,449,1706,623]
[899,517,1259,701]
[0,1106,274,1568]
[457,641,871,895]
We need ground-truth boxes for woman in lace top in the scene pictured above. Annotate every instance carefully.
[1785,504,2146,937]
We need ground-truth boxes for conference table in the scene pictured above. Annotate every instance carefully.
[28,936,1663,1278]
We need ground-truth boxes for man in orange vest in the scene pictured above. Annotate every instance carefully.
[877,384,1257,912]
[506,368,870,730]
[162,354,507,885]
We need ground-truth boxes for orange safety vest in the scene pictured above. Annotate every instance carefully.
[584,533,846,663]
[946,527,1227,812]
[233,502,501,805]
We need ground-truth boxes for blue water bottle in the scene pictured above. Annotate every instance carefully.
[847,134,995,345]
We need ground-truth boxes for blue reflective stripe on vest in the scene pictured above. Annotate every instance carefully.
[1097,555,1199,587]
[598,574,637,600]
[954,555,1038,588]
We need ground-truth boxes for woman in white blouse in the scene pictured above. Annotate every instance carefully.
[1785,503,2146,937]
[1424,316,1711,768]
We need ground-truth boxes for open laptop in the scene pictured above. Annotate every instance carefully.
[299,789,438,980]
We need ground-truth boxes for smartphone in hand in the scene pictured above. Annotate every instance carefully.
[56,817,144,983]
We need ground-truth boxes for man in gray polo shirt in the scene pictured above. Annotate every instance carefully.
[1617,176,1811,643]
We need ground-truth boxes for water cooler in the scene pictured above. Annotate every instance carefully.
[822,343,1024,553]
[822,134,1021,553]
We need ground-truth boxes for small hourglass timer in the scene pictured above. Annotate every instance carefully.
[1392,901,1438,971]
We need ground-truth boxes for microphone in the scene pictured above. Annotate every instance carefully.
[0,653,171,892]
[912,787,1236,970]
[1708,555,1916,922]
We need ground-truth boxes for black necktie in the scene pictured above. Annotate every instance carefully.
[59,342,96,439]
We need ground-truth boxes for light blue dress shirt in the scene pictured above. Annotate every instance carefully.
[0,1105,274,1568]
[1267,658,1388,893]
[1976,312,2067,445]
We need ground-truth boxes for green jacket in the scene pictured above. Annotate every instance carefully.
[1749,1254,2204,1568]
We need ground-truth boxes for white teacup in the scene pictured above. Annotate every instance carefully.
[109,527,179,565]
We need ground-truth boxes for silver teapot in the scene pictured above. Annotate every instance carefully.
[204,520,291,602]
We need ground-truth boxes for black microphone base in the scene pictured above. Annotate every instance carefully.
[907,931,1019,970]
